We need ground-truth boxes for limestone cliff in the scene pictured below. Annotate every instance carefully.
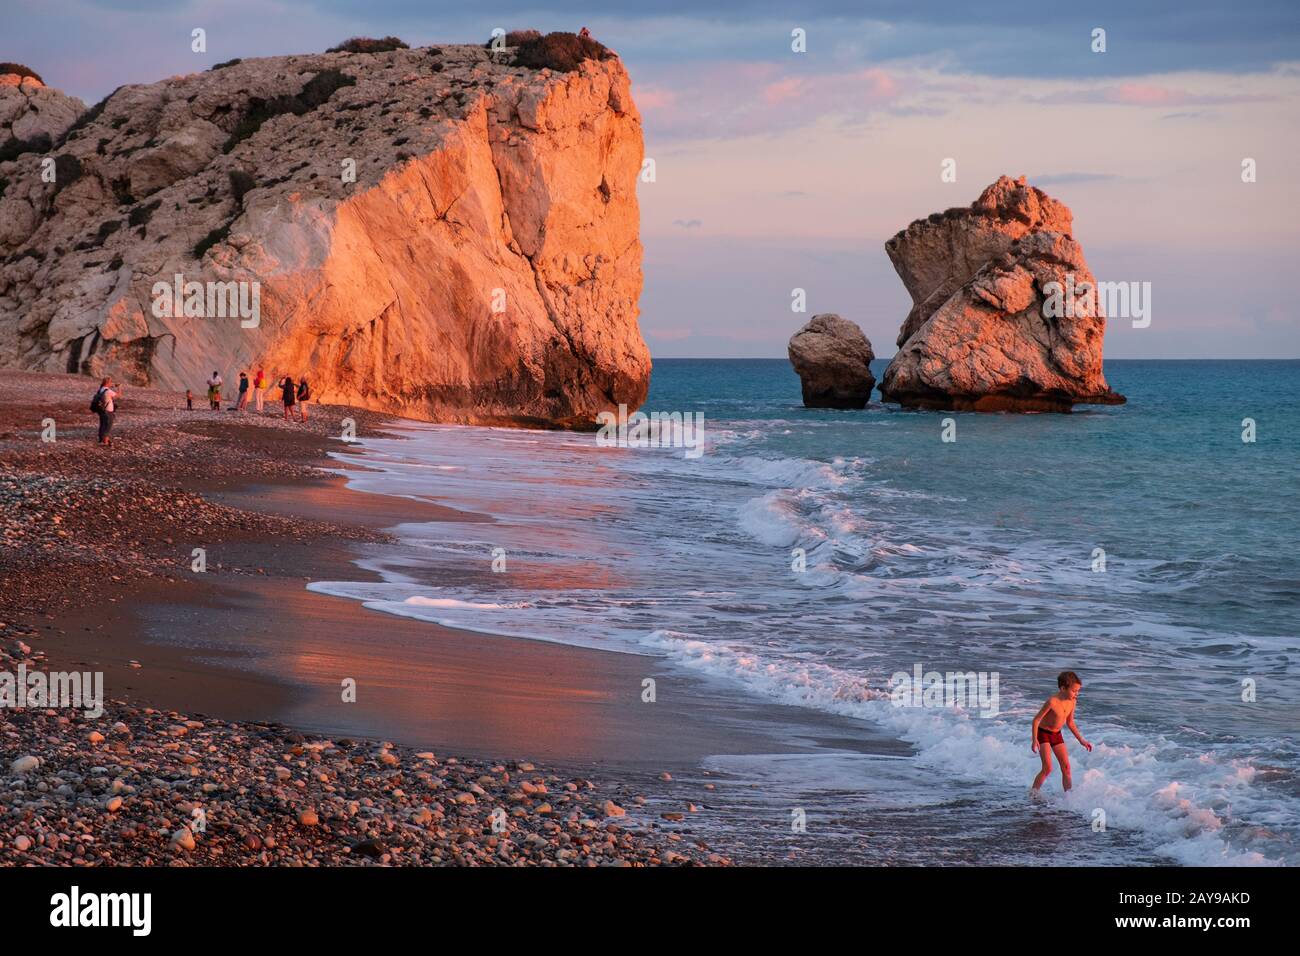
[0,44,649,427]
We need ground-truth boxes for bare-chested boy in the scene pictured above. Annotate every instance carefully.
[1031,670,1092,792]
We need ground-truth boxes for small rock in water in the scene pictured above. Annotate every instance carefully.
[603,800,626,818]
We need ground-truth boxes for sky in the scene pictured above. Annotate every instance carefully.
[7,0,1300,358]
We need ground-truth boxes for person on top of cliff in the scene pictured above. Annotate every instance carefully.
[579,27,591,38]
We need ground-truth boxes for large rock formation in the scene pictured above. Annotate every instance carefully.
[787,314,876,408]
[879,176,1124,412]
[1,69,85,149]
[0,42,650,427]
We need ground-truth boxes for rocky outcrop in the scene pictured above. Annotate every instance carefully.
[0,43,649,428]
[1,71,85,149]
[879,176,1124,412]
[787,313,876,408]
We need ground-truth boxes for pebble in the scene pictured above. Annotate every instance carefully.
[10,755,39,774]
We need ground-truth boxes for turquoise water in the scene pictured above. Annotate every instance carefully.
[644,358,1300,736]
[317,358,1299,865]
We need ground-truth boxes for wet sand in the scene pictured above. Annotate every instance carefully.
[45,474,893,770]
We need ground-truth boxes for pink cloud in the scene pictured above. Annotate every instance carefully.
[1037,83,1272,108]
[634,86,677,110]
[762,77,808,104]
[635,61,905,140]
[1109,82,1187,105]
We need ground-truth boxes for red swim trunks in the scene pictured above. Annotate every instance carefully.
[1037,726,1065,747]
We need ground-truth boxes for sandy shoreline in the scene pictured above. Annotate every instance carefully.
[49,473,848,770]
[2,371,752,865]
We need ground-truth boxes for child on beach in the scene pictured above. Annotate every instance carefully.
[185,389,193,410]
[1031,671,1092,793]
[207,371,223,410]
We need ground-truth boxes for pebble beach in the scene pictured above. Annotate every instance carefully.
[0,371,728,866]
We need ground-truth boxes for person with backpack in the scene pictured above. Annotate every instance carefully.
[90,376,119,446]
[207,371,223,410]
[280,375,296,421]
[295,376,311,422]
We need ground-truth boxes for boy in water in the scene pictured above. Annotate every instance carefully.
[1031,670,1092,792]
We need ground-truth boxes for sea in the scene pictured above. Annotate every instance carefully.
[309,359,1300,866]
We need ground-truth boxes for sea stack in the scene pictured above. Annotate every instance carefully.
[788,313,876,409]
[878,175,1124,412]
[0,38,650,428]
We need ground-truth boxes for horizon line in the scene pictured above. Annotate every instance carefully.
[649,356,1300,362]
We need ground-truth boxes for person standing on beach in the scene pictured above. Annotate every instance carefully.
[253,367,267,412]
[295,376,311,422]
[90,376,118,446]
[185,389,194,410]
[280,375,296,421]
[236,371,250,412]
[207,370,223,410]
